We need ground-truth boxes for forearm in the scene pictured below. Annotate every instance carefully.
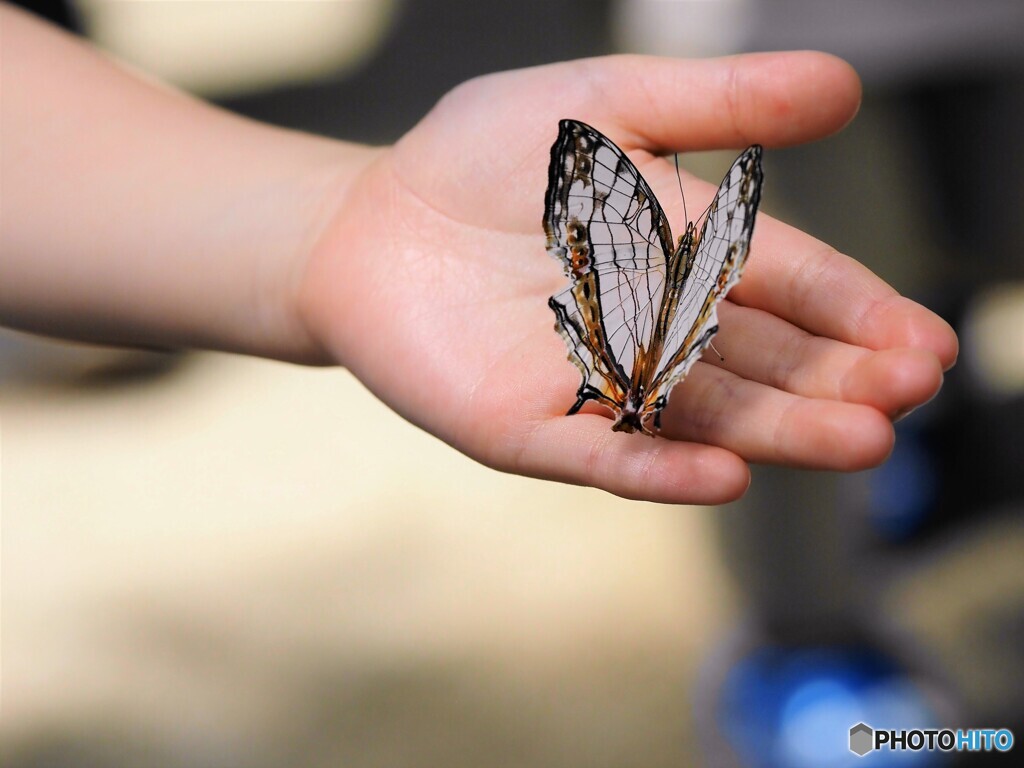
[0,4,374,363]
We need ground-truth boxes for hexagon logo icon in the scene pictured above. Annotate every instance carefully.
[849,723,874,757]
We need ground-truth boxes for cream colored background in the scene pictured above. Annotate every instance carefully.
[3,351,738,765]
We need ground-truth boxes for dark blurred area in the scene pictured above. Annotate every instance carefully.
[219,0,613,143]
[703,1,1024,766]
[4,1,1022,767]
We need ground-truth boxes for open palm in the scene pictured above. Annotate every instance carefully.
[300,52,957,504]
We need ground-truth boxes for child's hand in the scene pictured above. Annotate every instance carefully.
[0,10,955,504]
[298,53,958,504]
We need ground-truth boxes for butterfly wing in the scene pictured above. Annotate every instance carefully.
[543,119,673,415]
[645,145,763,420]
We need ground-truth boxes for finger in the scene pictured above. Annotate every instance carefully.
[710,301,946,416]
[589,51,863,152]
[504,415,751,505]
[729,218,959,370]
[454,50,860,153]
[659,362,895,470]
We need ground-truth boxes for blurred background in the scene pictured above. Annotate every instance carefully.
[3,1,1023,766]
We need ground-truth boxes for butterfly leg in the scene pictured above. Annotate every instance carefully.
[567,387,605,416]
[566,396,589,416]
[567,387,626,422]
[651,396,668,431]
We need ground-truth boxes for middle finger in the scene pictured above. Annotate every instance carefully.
[709,300,945,417]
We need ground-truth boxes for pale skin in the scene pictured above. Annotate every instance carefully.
[1,6,957,504]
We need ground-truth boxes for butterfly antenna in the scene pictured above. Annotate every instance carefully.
[709,340,725,362]
[674,153,689,224]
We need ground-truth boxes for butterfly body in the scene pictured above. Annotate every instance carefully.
[543,120,763,435]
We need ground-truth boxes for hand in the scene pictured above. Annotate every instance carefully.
[299,52,958,504]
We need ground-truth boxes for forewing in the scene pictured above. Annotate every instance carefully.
[543,120,673,404]
[647,145,763,408]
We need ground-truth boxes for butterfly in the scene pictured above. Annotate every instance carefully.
[543,119,763,436]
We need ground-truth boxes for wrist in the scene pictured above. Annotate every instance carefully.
[251,139,383,366]
[290,145,392,368]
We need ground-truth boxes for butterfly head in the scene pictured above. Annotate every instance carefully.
[677,221,697,250]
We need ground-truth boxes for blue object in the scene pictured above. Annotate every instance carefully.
[716,646,942,767]
[866,429,936,541]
